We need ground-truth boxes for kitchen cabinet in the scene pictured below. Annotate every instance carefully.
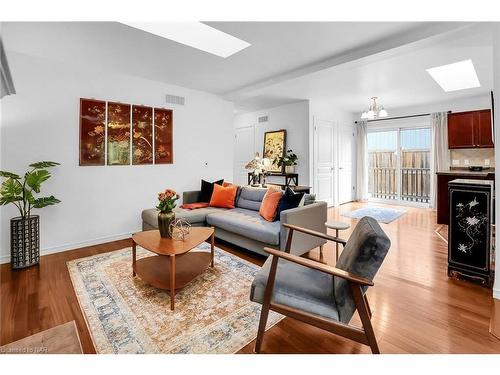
[477,110,494,147]
[448,109,493,149]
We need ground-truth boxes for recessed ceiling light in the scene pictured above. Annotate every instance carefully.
[121,22,251,58]
[426,59,480,92]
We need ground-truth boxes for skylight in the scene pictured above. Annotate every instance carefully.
[426,59,480,92]
[121,22,251,58]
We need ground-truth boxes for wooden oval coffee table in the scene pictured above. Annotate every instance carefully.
[131,227,215,311]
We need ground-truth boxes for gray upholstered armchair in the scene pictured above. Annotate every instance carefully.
[250,216,391,354]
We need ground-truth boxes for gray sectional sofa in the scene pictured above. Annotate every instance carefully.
[141,186,327,256]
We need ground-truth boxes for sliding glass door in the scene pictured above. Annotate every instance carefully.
[367,126,431,206]
[367,130,398,201]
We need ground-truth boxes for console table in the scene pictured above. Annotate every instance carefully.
[248,172,298,187]
[247,172,310,193]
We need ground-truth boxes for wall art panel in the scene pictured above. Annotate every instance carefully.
[107,102,131,165]
[132,105,153,165]
[154,108,173,164]
[79,99,106,166]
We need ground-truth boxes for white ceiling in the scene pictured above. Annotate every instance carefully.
[2,21,445,94]
[229,25,494,113]
[1,22,494,114]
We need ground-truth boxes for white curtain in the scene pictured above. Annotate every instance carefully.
[430,112,449,208]
[355,120,368,201]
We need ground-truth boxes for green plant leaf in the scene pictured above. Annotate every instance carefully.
[29,161,60,169]
[0,171,21,179]
[26,170,51,193]
[32,195,61,208]
[0,195,23,206]
[25,189,35,204]
[1,178,23,198]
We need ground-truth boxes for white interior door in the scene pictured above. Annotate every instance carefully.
[234,125,255,185]
[314,118,335,207]
[337,123,355,204]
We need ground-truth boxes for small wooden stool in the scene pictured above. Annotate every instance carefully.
[325,220,350,260]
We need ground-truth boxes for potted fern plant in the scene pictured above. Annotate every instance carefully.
[0,161,61,269]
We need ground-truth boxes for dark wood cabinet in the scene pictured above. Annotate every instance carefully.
[448,112,475,148]
[477,110,494,147]
[448,109,493,149]
[448,179,494,287]
[437,172,494,225]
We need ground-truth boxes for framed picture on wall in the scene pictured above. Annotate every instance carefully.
[263,129,286,173]
[79,98,106,166]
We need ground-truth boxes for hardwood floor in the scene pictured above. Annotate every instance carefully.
[1,202,499,353]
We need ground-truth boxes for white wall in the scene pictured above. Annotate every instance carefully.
[0,51,234,263]
[234,101,310,186]
[493,25,500,300]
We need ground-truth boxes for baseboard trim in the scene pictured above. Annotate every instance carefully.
[494,287,500,300]
[0,230,139,264]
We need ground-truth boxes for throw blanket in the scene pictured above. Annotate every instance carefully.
[180,202,210,210]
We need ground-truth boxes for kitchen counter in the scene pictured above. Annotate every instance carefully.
[448,178,495,186]
[437,168,495,178]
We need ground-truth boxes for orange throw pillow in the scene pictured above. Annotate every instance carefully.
[222,181,233,187]
[259,189,283,222]
[209,183,238,209]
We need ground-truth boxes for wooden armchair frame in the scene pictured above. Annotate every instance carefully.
[254,223,380,354]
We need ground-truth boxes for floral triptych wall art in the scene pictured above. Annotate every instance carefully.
[79,98,173,166]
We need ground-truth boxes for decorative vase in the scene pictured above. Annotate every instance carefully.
[285,165,296,174]
[158,211,175,238]
[10,215,40,270]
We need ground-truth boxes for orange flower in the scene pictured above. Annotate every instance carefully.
[158,188,177,202]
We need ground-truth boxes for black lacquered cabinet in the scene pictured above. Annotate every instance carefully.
[448,179,494,287]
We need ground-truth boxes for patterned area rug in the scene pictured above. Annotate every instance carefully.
[342,206,406,224]
[67,244,283,354]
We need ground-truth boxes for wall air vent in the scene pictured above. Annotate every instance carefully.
[165,94,185,106]
[258,115,269,123]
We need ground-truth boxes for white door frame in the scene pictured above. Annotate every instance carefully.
[233,125,255,186]
[313,117,336,207]
[336,122,355,205]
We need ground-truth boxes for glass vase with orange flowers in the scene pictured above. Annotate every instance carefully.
[156,189,179,238]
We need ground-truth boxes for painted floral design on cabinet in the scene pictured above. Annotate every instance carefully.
[154,108,173,164]
[107,102,131,165]
[449,187,490,272]
[79,99,106,166]
[132,105,153,165]
[454,197,488,255]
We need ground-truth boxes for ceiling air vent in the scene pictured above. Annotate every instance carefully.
[165,94,185,106]
[258,115,269,123]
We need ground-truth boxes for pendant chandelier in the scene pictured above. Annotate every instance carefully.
[360,97,388,120]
